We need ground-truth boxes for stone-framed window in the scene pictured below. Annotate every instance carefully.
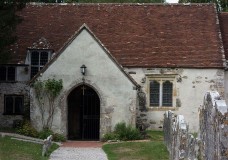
[29,50,52,79]
[4,95,24,115]
[147,76,176,108]
[0,66,16,82]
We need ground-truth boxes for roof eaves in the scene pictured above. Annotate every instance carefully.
[214,4,227,69]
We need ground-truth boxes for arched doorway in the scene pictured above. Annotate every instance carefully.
[68,85,100,140]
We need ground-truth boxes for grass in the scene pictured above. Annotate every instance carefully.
[0,136,59,160]
[146,130,164,141]
[102,130,169,160]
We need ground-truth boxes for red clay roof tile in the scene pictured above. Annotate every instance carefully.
[11,3,224,68]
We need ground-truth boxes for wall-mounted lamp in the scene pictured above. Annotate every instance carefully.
[80,64,86,75]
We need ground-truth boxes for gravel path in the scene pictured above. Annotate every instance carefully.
[49,147,108,160]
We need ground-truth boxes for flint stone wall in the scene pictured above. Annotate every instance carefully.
[0,82,30,128]
[164,91,228,160]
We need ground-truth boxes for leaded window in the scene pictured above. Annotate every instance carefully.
[162,81,173,106]
[149,79,173,107]
[0,66,16,82]
[150,80,160,106]
[4,95,24,115]
[30,50,52,79]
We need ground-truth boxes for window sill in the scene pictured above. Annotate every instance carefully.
[147,107,178,111]
[0,81,17,83]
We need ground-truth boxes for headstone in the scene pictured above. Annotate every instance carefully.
[42,135,53,156]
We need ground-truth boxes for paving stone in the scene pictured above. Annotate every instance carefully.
[49,147,108,160]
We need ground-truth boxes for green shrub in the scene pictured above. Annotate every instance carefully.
[38,128,54,139]
[16,121,39,138]
[38,128,66,142]
[103,122,142,141]
[53,133,66,142]
[102,132,117,141]
[114,122,141,141]
[16,121,66,142]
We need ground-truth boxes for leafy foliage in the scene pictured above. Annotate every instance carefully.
[16,121,39,138]
[103,132,118,141]
[45,79,63,98]
[33,78,63,129]
[39,128,66,142]
[33,80,46,127]
[178,0,228,12]
[0,1,28,64]
[103,122,142,141]
[16,121,66,142]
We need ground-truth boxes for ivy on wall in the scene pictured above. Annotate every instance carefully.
[33,78,63,129]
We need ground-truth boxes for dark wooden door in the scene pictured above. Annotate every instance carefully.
[68,85,100,140]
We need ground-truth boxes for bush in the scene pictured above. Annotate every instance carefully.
[16,122,66,142]
[38,128,54,139]
[102,132,118,141]
[103,122,142,141]
[39,128,66,142]
[16,121,39,138]
[53,133,66,142]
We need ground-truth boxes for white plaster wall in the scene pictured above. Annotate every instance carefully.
[126,68,224,132]
[30,29,137,137]
[16,66,30,81]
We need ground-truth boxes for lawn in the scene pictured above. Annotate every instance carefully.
[102,130,169,160]
[0,136,59,160]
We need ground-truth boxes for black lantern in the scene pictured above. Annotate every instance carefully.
[80,64,86,75]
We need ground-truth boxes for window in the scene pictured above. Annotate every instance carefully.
[4,95,24,115]
[30,50,52,79]
[0,66,16,82]
[149,77,174,107]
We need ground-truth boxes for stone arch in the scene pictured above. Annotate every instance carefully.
[59,78,107,139]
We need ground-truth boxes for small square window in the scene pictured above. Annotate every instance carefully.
[29,50,52,79]
[0,66,16,82]
[4,95,24,115]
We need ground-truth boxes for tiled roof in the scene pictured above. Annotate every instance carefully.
[11,3,224,68]
[219,12,228,61]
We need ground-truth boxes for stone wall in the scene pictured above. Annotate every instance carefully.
[0,82,30,127]
[163,91,228,160]
[128,67,224,132]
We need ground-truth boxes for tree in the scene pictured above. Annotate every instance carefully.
[178,0,228,12]
[220,0,228,11]
[33,79,63,129]
[0,1,28,64]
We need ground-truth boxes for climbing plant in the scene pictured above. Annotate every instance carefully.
[33,78,63,129]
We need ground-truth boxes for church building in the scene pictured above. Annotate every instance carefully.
[0,3,227,140]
